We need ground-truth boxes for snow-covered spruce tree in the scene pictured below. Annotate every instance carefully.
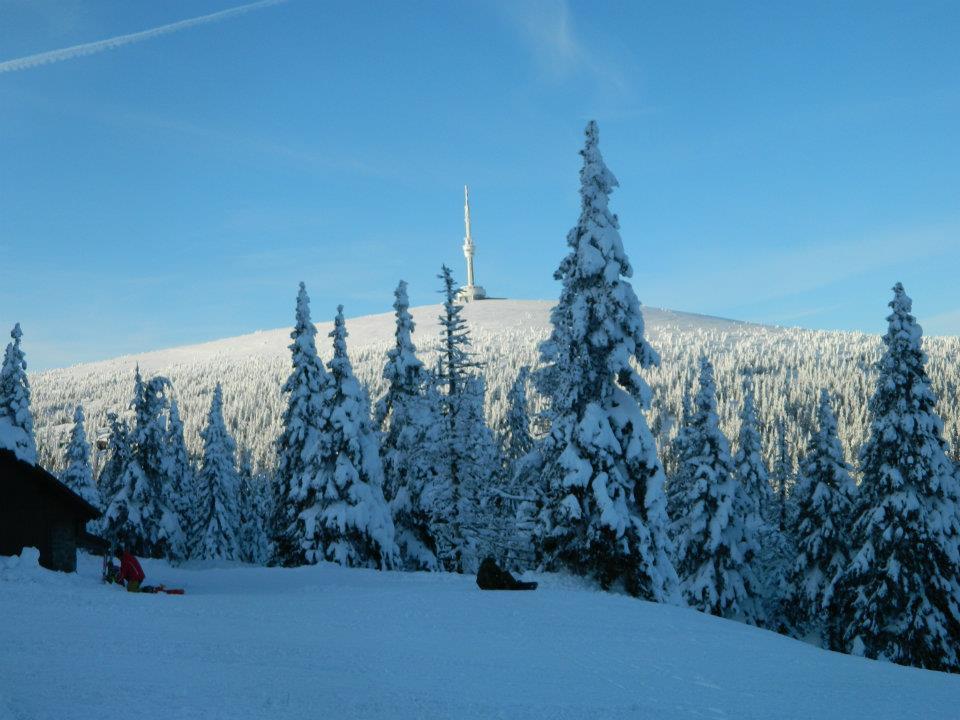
[490,366,536,568]
[532,121,677,600]
[434,265,485,573]
[501,366,534,465]
[101,370,185,558]
[786,389,856,638]
[733,374,774,518]
[828,284,960,672]
[771,422,793,532]
[133,372,186,559]
[101,371,149,554]
[757,420,797,632]
[376,280,425,444]
[0,323,37,463]
[664,390,695,523]
[305,306,397,568]
[376,280,442,570]
[271,282,331,567]
[60,405,99,508]
[731,374,788,627]
[672,357,763,622]
[376,279,426,505]
[190,383,241,560]
[454,374,503,567]
[437,265,482,399]
[164,399,196,550]
[96,413,131,517]
[237,449,271,565]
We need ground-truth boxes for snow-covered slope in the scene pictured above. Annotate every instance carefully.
[26,300,751,465]
[1,551,956,720]
[34,300,745,375]
[28,299,960,474]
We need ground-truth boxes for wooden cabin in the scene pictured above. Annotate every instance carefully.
[0,449,106,572]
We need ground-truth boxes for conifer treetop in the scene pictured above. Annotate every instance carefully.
[544,120,659,414]
[0,322,36,464]
[329,305,365,402]
[377,280,425,427]
[383,281,423,390]
[290,282,323,370]
[61,403,99,508]
[437,265,479,396]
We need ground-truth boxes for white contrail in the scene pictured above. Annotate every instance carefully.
[0,0,289,74]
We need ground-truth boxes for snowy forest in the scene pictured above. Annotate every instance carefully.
[3,121,959,674]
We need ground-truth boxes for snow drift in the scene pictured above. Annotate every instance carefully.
[1,553,957,719]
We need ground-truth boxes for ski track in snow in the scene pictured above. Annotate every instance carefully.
[1,553,957,720]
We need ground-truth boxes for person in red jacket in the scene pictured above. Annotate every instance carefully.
[116,547,145,592]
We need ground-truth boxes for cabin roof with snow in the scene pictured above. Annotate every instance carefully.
[0,449,105,572]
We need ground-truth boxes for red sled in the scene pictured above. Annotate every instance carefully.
[140,585,185,595]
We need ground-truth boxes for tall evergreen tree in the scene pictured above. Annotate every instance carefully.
[237,449,271,564]
[60,405,99,508]
[532,121,677,601]
[101,375,154,556]
[733,374,774,518]
[97,412,132,517]
[786,389,856,637]
[664,390,695,523]
[672,357,763,623]
[191,383,241,560]
[771,422,793,532]
[491,366,536,568]
[435,266,484,573]
[376,280,425,439]
[302,306,398,568]
[272,282,331,566]
[0,323,36,463]
[732,374,787,626]
[164,399,195,550]
[135,373,185,559]
[829,284,960,672]
[377,279,426,505]
[102,370,184,558]
[377,280,442,570]
[501,366,534,465]
[453,374,502,568]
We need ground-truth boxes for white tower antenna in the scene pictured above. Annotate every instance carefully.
[456,185,486,302]
[463,185,475,288]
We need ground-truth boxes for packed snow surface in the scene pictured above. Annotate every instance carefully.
[2,552,957,719]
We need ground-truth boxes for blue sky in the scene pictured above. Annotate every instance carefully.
[1,0,958,370]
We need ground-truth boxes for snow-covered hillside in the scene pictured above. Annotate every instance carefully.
[1,550,956,720]
[29,299,960,474]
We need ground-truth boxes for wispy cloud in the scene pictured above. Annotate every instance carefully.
[0,0,289,75]
[496,0,629,94]
[658,222,958,310]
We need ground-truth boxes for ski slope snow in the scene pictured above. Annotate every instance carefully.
[1,550,957,720]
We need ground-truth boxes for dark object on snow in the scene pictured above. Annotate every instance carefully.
[476,557,538,591]
[140,585,185,595]
[0,449,106,572]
